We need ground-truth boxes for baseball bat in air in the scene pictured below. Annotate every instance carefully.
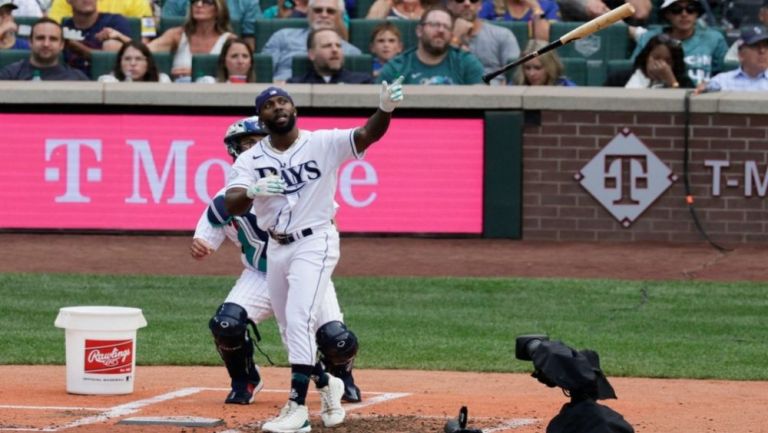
[481,3,636,84]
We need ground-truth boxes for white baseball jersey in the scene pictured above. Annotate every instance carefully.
[226,128,362,233]
[226,127,361,366]
[193,189,343,328]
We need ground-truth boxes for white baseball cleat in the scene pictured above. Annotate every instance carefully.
[318,376,346,427]
[261,401,311,433]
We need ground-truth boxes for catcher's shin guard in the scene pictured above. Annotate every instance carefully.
[209,303,262,403]
[316,320,361,402]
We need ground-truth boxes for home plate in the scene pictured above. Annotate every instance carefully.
[118,416,224,427]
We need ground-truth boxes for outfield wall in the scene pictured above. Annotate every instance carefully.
[1,82,766,244]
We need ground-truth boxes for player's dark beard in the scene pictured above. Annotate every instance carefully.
[264,112,297,134]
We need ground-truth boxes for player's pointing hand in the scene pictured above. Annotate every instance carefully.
[246,175,286,198]
[379,75,404,113]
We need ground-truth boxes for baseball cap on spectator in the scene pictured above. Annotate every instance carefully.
[255,87,294,114]
[740,26,768,47]
[659,0,701,12]
[0,0,18,10]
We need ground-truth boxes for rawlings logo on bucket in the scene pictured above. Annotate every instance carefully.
[84,339,133,374]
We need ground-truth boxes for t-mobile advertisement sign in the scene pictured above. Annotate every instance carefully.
[0,114,483,233]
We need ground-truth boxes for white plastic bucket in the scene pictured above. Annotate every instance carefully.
[54,306,147,395]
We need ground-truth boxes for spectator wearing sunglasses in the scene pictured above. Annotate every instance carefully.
[149,0,235,82]
[262,0,360,82]
[446,0,520,85]
[605,33,693,88]
[377,5,484,84]
[263,0,351,33]
[477,0,559,41]
[630,0,727,85]
[161,0,262,50]
[696,26,768,94]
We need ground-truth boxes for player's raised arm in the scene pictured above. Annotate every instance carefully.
[353,76,404,153]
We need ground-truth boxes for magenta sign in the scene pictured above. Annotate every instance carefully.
[0,114,483,233]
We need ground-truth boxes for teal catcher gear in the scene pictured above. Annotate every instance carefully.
[224,116,268,158]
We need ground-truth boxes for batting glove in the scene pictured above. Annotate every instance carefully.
[379,75,404,113]
[246,175,286,198]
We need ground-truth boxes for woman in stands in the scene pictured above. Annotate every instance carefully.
[148,0,235,81]
[606,33,693,88]
[98,41,171,82]
[512,39,575,86]
[197,37,256,82]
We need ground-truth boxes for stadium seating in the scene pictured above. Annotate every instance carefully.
[562,57,588,86]
[158,15,185,35]
[191,53,274,82]
[289,53,373,78]
[90,51,118,78]
[348,18,418,54]
[0,49,33,70]
[354,0,376,18]
[261,0,278,12]
[489,21,529,54]
[253,18,308,52]
[606,58,633,85]
[549,21,631,62]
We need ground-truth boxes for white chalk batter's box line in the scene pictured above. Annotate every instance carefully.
[0,387,410,432]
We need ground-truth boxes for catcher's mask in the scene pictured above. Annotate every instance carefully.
[224,116,267,158]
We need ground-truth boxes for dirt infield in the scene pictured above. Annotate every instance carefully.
[1,233,767,433]
[2,233,768,281]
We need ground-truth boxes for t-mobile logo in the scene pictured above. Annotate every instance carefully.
[575,130,677,227]
[44,139,102,203]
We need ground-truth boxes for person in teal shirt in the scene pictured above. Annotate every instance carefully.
[377,5,484,84]
[630,0,727,85]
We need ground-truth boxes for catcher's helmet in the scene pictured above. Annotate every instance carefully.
[224,116,267,158]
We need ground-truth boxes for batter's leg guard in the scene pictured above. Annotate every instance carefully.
[316,320,361,403]
[209,302,263,404]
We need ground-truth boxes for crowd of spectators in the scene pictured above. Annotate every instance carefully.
[0,0,766,93]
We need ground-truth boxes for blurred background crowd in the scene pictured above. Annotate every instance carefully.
[0,0,766,92]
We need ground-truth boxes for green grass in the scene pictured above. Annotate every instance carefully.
[0,273,766,380]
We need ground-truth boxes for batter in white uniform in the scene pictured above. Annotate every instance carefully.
[191,116,362,408]
[225,80,404,433]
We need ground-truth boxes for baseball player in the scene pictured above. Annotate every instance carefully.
[191,116,362,408]
[224,79,404,433]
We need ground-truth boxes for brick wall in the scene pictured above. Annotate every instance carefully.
[522,110,768,244]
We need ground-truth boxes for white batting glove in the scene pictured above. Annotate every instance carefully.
[379,75,404,113]
[246,175,286,198]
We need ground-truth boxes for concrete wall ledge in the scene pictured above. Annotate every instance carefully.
[1,82,767,114]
